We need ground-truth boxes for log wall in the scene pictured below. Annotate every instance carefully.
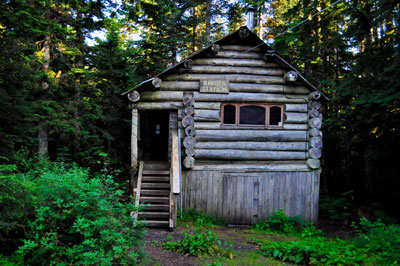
[183,170,320,223]
[137,44,314,169]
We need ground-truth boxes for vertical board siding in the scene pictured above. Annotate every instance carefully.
[183,170,320,223]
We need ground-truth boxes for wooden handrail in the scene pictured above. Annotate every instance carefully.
[171,128,180,194]
[170,129,180,229]
[133,161,144,226]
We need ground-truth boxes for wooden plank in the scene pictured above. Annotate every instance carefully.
[171,128,180,194]
[194,92,307,103]
[194,102,221,110]
[176,65,284,76]
[194,122,308,130]
[160,81,309,94]
[220,44,263,52]
[193,57,277,67]
[194,141,307,151]
[285,103,308,112]
[211,50,263,59]
[137,102,183,110]
[192,163,309,172]
[196,129,308,142]
[285,112,308,124]
[133,161,144,224]
[194,149,307,160]
[141,91,183,101]
[142,170,170,175]
[194,109,220,122]
[165,73,284,84]
[131,109,138,167]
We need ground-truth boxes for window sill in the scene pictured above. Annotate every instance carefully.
[220,124,284,130]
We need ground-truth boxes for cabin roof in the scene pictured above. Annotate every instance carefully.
[122,26,328,101]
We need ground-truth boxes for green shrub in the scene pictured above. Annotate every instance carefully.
[163,229,232,258]
[253,210,323,237]
[254,238,367,265]
[0,164,35,254]
[353,218,400,265]
[12,162,144,265]
[319,191,355,222]
[179,209,226,228]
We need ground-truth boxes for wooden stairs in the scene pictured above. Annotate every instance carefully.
[138,161,171,228]
[133,127,180,229]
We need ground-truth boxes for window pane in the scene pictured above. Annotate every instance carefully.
[239,105,265,125]
[270,106,282,126]
[223,104,236,124]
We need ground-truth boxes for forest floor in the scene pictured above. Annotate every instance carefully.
[141,220,351,266]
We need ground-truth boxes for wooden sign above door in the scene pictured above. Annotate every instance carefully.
[200,79,229,94]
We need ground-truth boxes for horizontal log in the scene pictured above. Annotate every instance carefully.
[196,129,308,142]
[193,58,278,67]
[194,109,220,122]
[194,141,307,151]
[141,91,183,101]
[194,102,221,110]
[165,73,284,84]
[212,51,263,59]
[176,65,284,76]
[285,112,308,124]
[194,122,308,130]
[160,81,310,94]
[230,83,309,94]
[195,149,307,160]
[192,162,309,172]
[285,104,308,113]
[137,102,183,110]
[194,92,307,103]
[220,44,263,52]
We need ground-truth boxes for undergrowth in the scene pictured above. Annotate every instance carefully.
[250,210,400,265]
[178,209,226,228]
[163,229,233,258]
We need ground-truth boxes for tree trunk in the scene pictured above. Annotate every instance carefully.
[205,0,211,43]
[38,3,51,158]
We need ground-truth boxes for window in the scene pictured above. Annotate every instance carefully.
[221,103,283,128]
[223,104,236,124]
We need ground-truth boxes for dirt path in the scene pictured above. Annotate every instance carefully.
[142,226,292,266]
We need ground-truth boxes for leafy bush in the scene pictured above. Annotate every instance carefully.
[254,238,367,265]
[5,162,145,265]
[179,209,226,228]
[319,191,355,222]
[253,210,322,237]
[0,164,34,254]
[163,229,232,258]
[353,218,400,265]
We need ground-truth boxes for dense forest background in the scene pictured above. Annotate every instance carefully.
[1,0,399,220]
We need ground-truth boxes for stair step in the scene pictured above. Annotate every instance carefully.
[142,170,170,176]
[143,161,169,170]
[140,197,169,204]
[141,183,170,189]
[141,189,169,196]
[143,220,169,228]
[142,176,170,182]
[143,204,169,211]
[139,212,169,219]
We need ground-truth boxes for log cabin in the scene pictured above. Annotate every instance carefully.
[123,25,328,229]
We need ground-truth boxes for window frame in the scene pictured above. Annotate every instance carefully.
[221,103,284,129]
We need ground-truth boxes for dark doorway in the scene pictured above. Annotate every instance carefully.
[139,110,169,161]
